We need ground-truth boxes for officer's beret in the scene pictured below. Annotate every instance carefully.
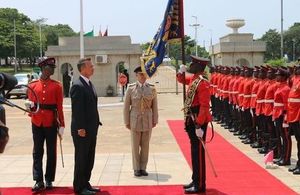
[188,55,210,74]
[244,66,254,72]
[253,66,260,72]
[259,66,268,73]
[275,66,289,77]
[134,66,142,73]
[38,57,56,68]
[267,66,276,73]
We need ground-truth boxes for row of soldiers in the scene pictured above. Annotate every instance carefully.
[210,63,300,175]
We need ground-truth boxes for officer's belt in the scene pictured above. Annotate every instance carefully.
[35,103,57,110]
[189,105,200,114]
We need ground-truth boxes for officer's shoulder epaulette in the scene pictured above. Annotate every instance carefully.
[51,79,62,84]
[29,80,38,84]
[147,82,155,87]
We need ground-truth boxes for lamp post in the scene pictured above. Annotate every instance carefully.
[189,16,201,56]
[209,29,214,65]
[293,38,296,61]
[13,19,17,73]
[37,18,47,59]
[280,0,284,58]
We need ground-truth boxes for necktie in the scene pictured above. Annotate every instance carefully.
[89,81,96,96]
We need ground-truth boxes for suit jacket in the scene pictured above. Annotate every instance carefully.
[70,77,100,137]
[123,82,158,131]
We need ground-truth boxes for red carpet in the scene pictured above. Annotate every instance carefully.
[0,120,297,195]
[0,186,185,195]
[167,120,297,195]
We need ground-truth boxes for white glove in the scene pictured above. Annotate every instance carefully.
[196,128,204,138]
[179,64,187,73]
[25,100,34,110]
[58,127,64,138]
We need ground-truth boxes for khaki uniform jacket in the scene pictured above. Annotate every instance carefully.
[123,82,158,131]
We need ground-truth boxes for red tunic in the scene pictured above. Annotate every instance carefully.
[232,76,242,105]
[242,77,255,109]
[250,79,261,109]
[237,77,246,107]
[228,75,236,103]
[263,80,278,116]
[255,79,268,115]
[177,73,212,125]
[28,78,65,127]
[273,82,290,120]
[287,76,300,123]
[222,75,230,99]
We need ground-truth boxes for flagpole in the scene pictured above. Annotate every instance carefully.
[80,0,84,58]
[14,19,17,73]
[179,0,186,102]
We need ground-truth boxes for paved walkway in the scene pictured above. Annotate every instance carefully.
[0,94,299,193]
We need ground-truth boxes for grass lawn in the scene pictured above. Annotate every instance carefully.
[0,66,40,75]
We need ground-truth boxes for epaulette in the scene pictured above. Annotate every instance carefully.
[50,79,62,85]
[29,80,38,84]
[147,82,155,87]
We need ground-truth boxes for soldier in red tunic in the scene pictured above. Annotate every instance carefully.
[272,67,291,166]
[27,57,65,192]
[177,55,212,194]
[287,64,300,174]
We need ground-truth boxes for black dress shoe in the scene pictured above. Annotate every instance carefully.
[277,160,291,166]
[87,182,100,192]
[45,181,53,189]
[134,170,141,177]
[80,188,96,195]
[250,142,261,148]
[88,187,100,192]
[183,182,194,189]
[184,186,201,194]
[32,181,45,192]
[293,167,300,175]
[288,166,298,172]
[140,170,148,176]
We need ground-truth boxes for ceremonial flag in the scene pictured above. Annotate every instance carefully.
[141,0,183,78]
[264,150,274,164]
[103,27,108,36]
[99,26,102,37]
[84,29,94,37]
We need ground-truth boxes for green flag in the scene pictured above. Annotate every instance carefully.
[84,29,94,37]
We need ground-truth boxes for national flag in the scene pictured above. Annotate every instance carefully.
[84,29,94,37]
[103,27,108,36]
[264,150,274,164]
[141,0,183,78]
[99,26,102,37]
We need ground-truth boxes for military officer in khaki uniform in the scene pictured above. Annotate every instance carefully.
[123,66,158,177]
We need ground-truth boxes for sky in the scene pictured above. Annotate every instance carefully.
[1,0,300,49]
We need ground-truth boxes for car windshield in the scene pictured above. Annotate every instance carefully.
[15,75,28,83]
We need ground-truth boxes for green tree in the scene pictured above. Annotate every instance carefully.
[258,29,281,61]
[283,23,300,61]
[0,8,39,68]
[43,24,77,46]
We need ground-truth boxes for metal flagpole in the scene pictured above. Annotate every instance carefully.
[80,0,84,58]
[14,19,17,74]
[179,0,186,102]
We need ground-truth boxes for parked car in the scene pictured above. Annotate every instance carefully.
[6,73,39,98]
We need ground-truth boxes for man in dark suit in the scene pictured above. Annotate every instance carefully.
[70,57,101,195]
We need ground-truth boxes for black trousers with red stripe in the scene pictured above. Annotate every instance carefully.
[186,123,208,190]
[289,122,300,167]
[32,123,57,182]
